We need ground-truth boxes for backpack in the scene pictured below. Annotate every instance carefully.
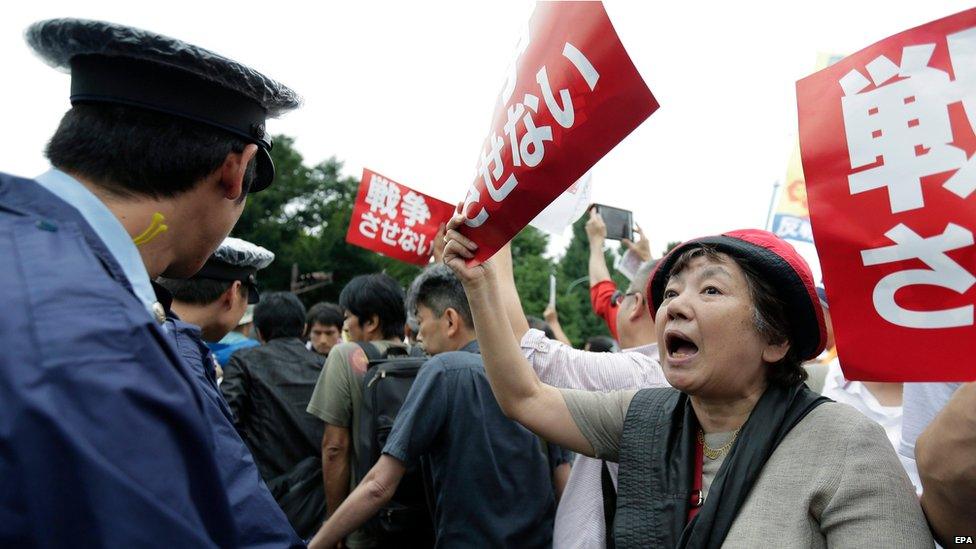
[266,455,327,539]
[355,342,435,546]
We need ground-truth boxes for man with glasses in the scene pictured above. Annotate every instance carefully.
[586,207,654,340]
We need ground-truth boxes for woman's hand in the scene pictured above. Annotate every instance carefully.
[442,214,496,290]
[431,222,447,264]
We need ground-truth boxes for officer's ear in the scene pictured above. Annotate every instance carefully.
[220,280,244,310]
[218,144,258,202]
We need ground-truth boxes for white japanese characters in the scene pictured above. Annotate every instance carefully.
[357,173,432,257]
[861,223,975,328]
[364,174,401,219]
[461,33,600,228]
[842,27,976,329]
[401,191,432,227]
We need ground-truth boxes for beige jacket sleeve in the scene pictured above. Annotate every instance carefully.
[818,411,934,547]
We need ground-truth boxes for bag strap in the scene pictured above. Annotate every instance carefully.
[615,387,682,548]
[602,460,617,549]
[355,341,383,362]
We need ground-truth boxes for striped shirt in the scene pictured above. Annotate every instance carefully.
[520,329,668,549]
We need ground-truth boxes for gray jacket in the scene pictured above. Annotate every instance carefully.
[565,386,934,548]
[714,403,931,547]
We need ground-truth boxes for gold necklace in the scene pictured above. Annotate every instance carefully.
[698,428,740,460]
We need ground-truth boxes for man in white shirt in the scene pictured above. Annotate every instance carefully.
[491,241,668,549]
[821,359,902,448]
[900,382,961,495]
[811,289,911,489]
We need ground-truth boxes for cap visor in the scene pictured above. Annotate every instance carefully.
[250,148,275,193]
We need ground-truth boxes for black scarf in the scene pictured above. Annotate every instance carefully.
[653,383,830,548]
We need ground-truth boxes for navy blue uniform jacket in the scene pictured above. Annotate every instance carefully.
[0,172,269,547]
[168,315,304,547]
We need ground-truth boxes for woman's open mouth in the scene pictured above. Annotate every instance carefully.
[665,330,700,362]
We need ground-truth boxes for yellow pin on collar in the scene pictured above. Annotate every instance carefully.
[133,212,168,246]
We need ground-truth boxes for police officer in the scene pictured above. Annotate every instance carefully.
[162,237,275,347]
[158,238,303,545]
[0,19,300,546]
[169,237,275,369]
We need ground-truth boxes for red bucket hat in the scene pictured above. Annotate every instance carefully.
[648,229,827,361]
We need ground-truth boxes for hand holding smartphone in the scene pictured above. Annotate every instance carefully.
[591,203,633,241]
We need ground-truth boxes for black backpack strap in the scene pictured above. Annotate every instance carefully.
[355,341,383,362]
[602,460,617,549]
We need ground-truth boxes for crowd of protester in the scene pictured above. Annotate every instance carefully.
[3,15,975,549]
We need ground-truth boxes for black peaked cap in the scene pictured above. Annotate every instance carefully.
[26,18,301,192]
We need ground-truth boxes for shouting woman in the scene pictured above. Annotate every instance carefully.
[443,222,932,548]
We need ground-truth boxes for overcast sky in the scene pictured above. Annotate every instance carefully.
[1,0,966,256]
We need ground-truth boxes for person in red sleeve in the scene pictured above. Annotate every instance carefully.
[586,208,653,339]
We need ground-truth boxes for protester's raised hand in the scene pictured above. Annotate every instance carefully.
[431,222,447,264]
[585,208,607,243]
[443,214,495,288]
[543,304,559,324]
[622,224,652,262]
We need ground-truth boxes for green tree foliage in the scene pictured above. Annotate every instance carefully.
[231,136,420,306]
[511,226,554,324]
[550,217,618,346]
[231,135,625,348]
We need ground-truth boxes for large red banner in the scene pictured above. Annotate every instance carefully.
[346,169,454,266]
[456,1,658,264]
[798,8,976,381]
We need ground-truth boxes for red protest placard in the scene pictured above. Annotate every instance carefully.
[797,8,976,381]
[346,169,454,266]
[456,1,658,264]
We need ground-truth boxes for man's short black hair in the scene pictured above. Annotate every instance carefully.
[254,291,306,341]
[157,277,247,305]
[586,336,619,353]
[339,273,405,340]
[526,316,557,340]
[46,103,256,200]
[408,264,472,328]
[306,302,343,332]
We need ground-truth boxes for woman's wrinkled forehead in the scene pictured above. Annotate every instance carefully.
[665,246,736,285]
